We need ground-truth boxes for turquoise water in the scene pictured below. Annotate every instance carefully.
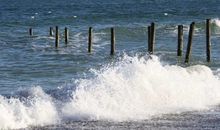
[1,0,220,129]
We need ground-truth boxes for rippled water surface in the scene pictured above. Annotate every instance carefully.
[1,0,220,129]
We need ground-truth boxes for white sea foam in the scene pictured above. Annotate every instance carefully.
[0,87,59,129]
[212,18,220,27]
[62,55,220,121]
[72,32,86,47]
[2,55,220,129]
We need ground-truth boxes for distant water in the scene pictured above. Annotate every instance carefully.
[1,0,220,129]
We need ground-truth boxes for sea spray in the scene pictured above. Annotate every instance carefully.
[212,18,220,27]
[2,55,220,129]
[0,87,59,129]
[62,55,220,121]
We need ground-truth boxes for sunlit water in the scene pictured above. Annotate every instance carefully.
[1,0,220,129]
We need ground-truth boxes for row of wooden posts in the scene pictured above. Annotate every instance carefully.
[28,19,212,63]
[29,26,116,55]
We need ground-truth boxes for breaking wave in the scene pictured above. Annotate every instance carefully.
[2,55,220,129]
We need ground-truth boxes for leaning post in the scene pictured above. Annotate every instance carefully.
[185,22,195,63]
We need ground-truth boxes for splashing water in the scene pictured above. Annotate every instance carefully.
[63,55,220,121]
[0,87,59,129]
[1,55,220,129]
[211,18,220,27]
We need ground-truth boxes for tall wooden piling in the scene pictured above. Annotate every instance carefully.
[185,22,195,63]
[29,28,33,36]
[88,27,92,53]
[177,25,183,56]
[110,27,115,55]
[64,27,69,44]
[206,19,211,62]
[148,26,151,53]
[150,22,155,54]
[55,26,59,48]
[49,27,53,36]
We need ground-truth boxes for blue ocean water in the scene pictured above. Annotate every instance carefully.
[1,0,220,129]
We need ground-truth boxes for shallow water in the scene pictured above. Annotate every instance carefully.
[1,0,220,129]
[28,106,220,129]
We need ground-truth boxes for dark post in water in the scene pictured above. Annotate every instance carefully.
[55,26,59,48]
[110,27,115,55]
[148,26,151,53]
[206,19,211,62]
[64,27,69,44]
[177,25,183,56]
[150,22,155,54]
[185,22,195,63]
[29,28,33,36]
[88,27,93,53]
[49,27,53,36]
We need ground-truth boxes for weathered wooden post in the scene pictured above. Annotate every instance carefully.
[88,27,92,53]
[150,22,155,54]
[29,28,33,36]
[55,26,59,48]
[64,27,69,44]
[110,27,115,55]
[49,27,53,36]
[148,26,151,53]
[177,25,183,56]
[185,22,195,63]
[206,19,211,62]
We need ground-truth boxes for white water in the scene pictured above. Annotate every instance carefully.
[2,55,220,129]
[63,55,220,121]
[0,87,58,129]
[212,18,220,27]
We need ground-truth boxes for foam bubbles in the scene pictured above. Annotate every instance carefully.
[211,18,220,27]
[62,55,220,121]
[2,55,220,129]
[0,87,59,129]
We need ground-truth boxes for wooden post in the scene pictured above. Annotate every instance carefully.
[177,25,183,56]
[49,27,53,36]
[55,26,59,48]
[64,27,69,44]
[150,22,155,54]
[110,27,115,55]
[206,19,211,62]
[88,27,92,53]
[148,26,151,53]
[185,22,195,63]
[29,28,33,36]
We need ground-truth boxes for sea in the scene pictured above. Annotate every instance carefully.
[1,0,220,129]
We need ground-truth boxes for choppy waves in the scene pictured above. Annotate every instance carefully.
[1,55,220,129]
